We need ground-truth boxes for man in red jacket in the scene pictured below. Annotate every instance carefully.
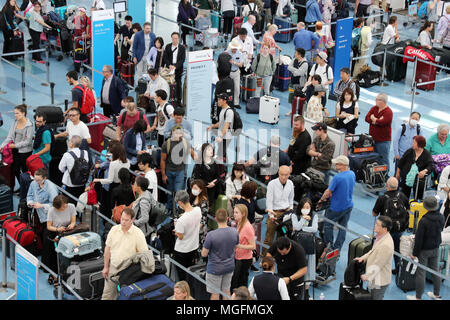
[365,93,393,172]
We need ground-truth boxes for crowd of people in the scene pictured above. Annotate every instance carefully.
[1,0,450,302]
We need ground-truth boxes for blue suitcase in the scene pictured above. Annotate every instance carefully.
[273,16,292,43]
[275,63,291,92]
[348,152,382,182]
[118,274,174,300]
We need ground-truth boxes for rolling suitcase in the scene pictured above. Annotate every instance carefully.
[211,11,221,31]
[408,176,429,231]
[275,61,291,91]
[65,256,104,300]
[347,235,373,264]
[426,244,449,282]
[119,59,135,87]
[338,282,372,300]
[186,263,209,300]
[0,164,15,191]
[348,152,381,182]
[273,16,292,43]
[415,61,437,91]
[118,274,174,300]
[241,74,257,102]
[88,114,112,153]
[258,95,280,124]
[396,259,417,292]
[246,96,260,114]
[34,106,64,125]
[386,54,407,82]
[291,96,306,126]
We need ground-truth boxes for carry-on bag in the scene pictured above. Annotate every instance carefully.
[258,95,280,124]
[186,263,210,300]
[118,274,174,300]
[88,114,112,153]
[273,16,292,43]
[246,96,260,114]
[241,74,257,102]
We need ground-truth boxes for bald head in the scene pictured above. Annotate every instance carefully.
[248,14,256,24]
[297,22,305,30]
[386,177,399,190]
[278,165,291,184]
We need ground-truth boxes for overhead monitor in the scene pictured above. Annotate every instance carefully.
[113,1,127,13]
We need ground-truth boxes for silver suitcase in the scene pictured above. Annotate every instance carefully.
[258,95,280,124]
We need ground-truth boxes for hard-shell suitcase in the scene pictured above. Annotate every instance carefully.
[64,256,104,300]
[348,236,372,264]
[241,74,257,102]
[186,263,209,300]
[386,55,407,82]
[275,63,291,91]
[246,96,260,114]
[348,152,382,182]
[88,114,112,153]
[259,95,280,124]
[426,244,449,282]
[396,259,417,292]
[409,201,427,232]
[338,282,372,300]
[0,184,13,214]
[273,16,292,43]
[118,274,174,300]
[34,106,64,125]
[211,11,221,31]
[56,232,102,259]
[119,59,135,87]
[291,96,306,126]
[415,60,437,91]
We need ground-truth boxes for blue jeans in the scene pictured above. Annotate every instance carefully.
[323,207,353,251]
[166,170,186,211]
[374,141,391,173]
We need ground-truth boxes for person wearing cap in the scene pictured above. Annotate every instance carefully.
[226,39,244,109]
[365,93,393,171]
[307,122,336,183]
[318,155,356,252]
[308,51,333,107]
[305,84,329,123]
[407,196,445,301]
[354,215,395,300]
[207,93,234,162]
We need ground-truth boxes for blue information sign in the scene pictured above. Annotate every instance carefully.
[128,0,147,26]
[16,246,39,300]
[331,17,353,93]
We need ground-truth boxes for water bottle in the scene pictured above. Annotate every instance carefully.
[319,292,325,300]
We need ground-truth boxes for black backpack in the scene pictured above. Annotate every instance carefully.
[383,192,409,233]
[248,2,259,20]
[69,150,90,186]
[344,259,366,287]
[401,123,421,137]
[225,107,243,136]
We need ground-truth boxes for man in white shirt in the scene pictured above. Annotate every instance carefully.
[144,68,170,101]
[225,39,244,109]
[262,165,295,257]
[308,52,333,107]
[173,190,202,281]
[232,28,254,75]
[54,107,91,145]
[137,153,158,202]
[382,16,400,45]
[58,135,90,204]
[241,15,261,46]
[150,89,174,147]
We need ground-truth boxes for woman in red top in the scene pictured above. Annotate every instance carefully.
[262,24,282,57]
[230,204,256,291]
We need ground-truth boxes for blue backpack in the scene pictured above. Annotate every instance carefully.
[418,1,429,19]
[351,27,362,51]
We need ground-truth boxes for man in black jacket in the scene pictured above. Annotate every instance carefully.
[407,196,445,301]
[100,65,127,118]
[162,32,186,105]
[372,177,410,274]
[285,114,311,175]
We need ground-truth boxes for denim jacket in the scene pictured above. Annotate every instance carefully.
[26,179,59,223]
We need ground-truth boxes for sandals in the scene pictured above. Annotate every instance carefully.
[48,275,56,285]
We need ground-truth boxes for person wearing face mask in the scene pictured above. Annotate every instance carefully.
[393,112,422,174]
[291,197,318,300]
[225,163,248,217]
[189,180,210,238]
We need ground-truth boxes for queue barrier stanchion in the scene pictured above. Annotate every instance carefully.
[379,47,389,87]
[21,66,26,104]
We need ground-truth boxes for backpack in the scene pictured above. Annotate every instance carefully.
[248,2,259,20]
[401,123,421,137]
[418,1,429,19]
[74,85,95,115]
[344,260,366,287]
[350,80,360,100]
[383,192,409,233]
[225,107,243,135]
[311,63,331,82]
[351,27,362,52]
[69,150,90,186]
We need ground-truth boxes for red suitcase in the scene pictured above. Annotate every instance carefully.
[233,16,244,36]
[415,61,436,91]
[119,59,135,87]
[291,96,306,126]
[88,114,112,152]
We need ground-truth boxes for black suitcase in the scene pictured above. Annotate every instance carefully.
[246,96,260,114]
[63,256,104,300]
[0,184,13,214]
[136,78,149,98]
[35,106,64,125]
[396,259,416,292]
[9,34,24,61]
[338,282,372,300]
[386,55,407,82]
[241,74,257,102]
[186,263,210,300]
[74,51,88,73]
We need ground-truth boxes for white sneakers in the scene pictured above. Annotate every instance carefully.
[406,292,442,300]
[406,295,420,300]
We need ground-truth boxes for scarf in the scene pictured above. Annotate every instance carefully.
[33,125,52,150]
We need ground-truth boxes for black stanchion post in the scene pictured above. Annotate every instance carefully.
[21,66,26,103]
[151,0,155,32]
[50,82,55,104]
[91,205,97,234]
[44,48,50,87]
[64,99,69,111]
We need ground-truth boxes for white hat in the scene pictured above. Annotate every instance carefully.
[332,155,350,166]
[228,39,242,50]
[317,51,328,62]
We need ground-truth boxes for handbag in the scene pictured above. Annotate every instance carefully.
[87,182,98,205]
[405,163,419,187]
[159,67,175,85]
[293,230,315,254]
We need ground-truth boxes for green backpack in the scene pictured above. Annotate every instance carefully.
[405,163,419,187]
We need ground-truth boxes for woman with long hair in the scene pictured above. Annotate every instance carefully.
[230,204,255,291]
[79,76,97,109]
[335,87,359,134]
[417,21,434,50]
[189,179,210,239]
[192,143,222,204]
[225,163,248,217]
[1,0,23,59]
[177,0,197,46]
[146,36,165,71]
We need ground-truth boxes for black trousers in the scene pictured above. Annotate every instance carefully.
[175,74,183,105]
[42,228,58,273]
[158,133,166,148]
[287,279,305,300]
[12,150,31,189]
[223,11,235,35]
[29,28,42,61]
[173,249,197,281]
[181,25,191,45]
[356,4,370,18]
[230,258,253,290]
[2,29,13,57]
[101,103,114,118]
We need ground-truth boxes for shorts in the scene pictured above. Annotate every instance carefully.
[205,272,233,294]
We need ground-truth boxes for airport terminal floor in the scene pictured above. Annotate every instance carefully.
[0,0,449,301]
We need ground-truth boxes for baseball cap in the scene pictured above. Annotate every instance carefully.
[318,51,328,62]
[332,155,350,166]
[311,122,327,131]
[217,93,229,101]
